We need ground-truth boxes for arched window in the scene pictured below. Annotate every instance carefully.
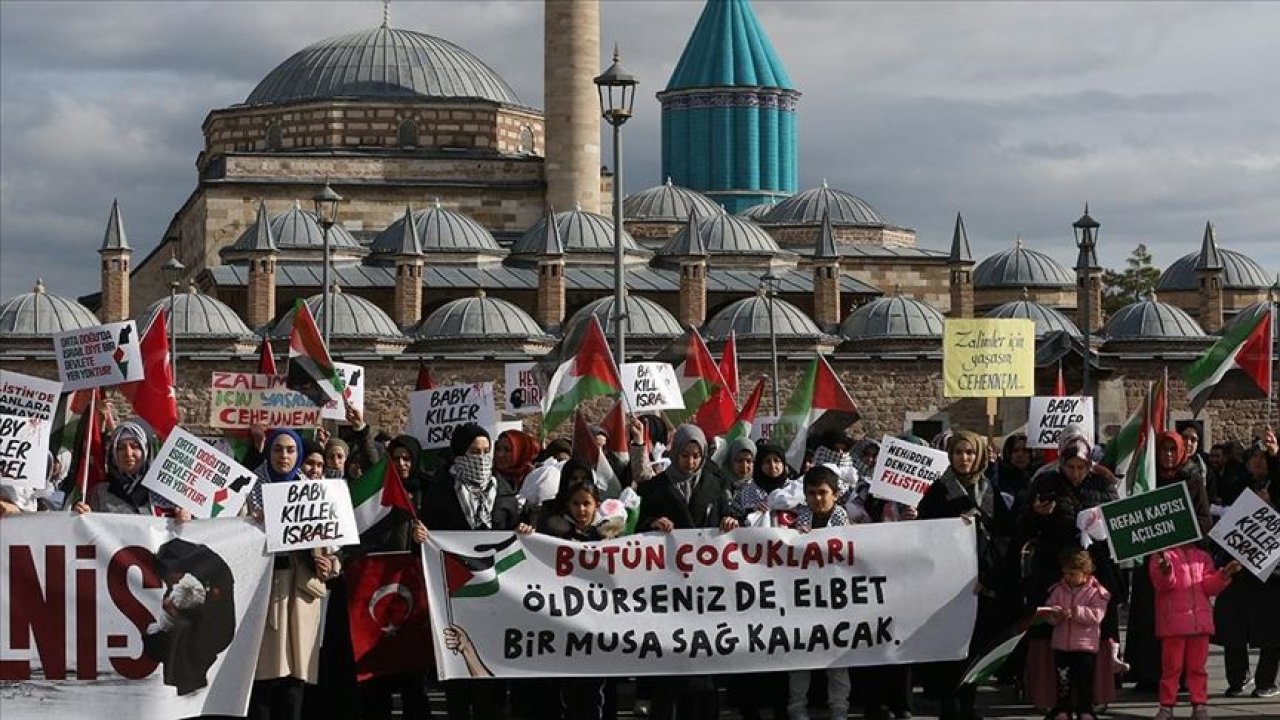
[518,125,535,154]
[265,123,283,151]
[398,119,419,147]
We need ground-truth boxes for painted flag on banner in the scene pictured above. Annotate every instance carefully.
[961,609,1054,685]
[713,376,766,465]
[718,331,739,398]
[415,360,436,391]
[350,455,417,540]
[443,535,527,598]
[256,336,277,375]
[540,316,622,435]
[660,328,736,438]
[346,552,433,682]
[287,299,343,406]
[119,308,179,439]
[1185,306,1273,414]
[776,355,860,470]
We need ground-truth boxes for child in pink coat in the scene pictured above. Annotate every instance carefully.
[1149,544,1242,720]
[1046,549,1111,720]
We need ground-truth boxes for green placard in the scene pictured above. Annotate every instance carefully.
[1100,482,1202,563]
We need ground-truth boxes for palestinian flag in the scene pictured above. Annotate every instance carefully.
[660,328,736,438]
[1104,377,1165,497]
[712,376,766,465]
[718,331,739,398]
[540,316,622,435]
[443,535,526,598]
[572,403,627,498]
[961,609,1054,685]
[1185,306,1273,414]
[119,308,179,439]
[775,354,860,470]
[256,336,277,375]
[350,454,417,539]
[287,299,343,406]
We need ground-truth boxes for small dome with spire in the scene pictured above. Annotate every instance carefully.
[738,201,779,222]
[415,293,549,340]
[704,293,825,341]
[139,286,255,340]
[0,280,100,338]
[272,288,405,341]
[1102,296,1207,341]
[840,295,945,341]
[985,297,1081,339]
[973,239,1074,289]
[763,182,889,226]
[230,203,361,252]
[510,207,644,256]
[624,179,722,223]
[369,202,502,257]
[1156,248,1270,291]
[564,295,683,342]
[658,210,782,258]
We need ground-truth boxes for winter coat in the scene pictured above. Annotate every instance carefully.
[1148,544,1233,638]
[1019,469,1121,608]
[1046,576,1111,653]
[256,554,331,683]
[636,462,734,530]
[421,471,519,532]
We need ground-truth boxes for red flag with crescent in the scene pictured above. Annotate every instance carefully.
[346,552,433,681]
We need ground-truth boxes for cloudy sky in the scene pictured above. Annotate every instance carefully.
[2,0,1277,301]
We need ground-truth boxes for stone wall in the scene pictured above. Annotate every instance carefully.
[842,260,952,313]
[770,225,917,249]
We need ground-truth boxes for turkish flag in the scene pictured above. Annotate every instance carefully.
[119,309,179,439]
[346,552,433,682]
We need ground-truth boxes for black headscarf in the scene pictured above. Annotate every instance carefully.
[752,443,793,493]
[449,423,490,460]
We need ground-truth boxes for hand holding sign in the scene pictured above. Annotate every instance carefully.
[867,436,949,507]
[262,479,359,553]
[1208,489,1280,580]
[142,428,258,518]
[621,363,683,413]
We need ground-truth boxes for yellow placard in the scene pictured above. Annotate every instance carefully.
[943,319,1036,397]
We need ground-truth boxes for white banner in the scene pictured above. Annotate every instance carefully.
[321,363,365,422]
[0,414,51,492]
[141,428,257,519]
[0,515,272,718]
[1026,396,1094,450]
[408,383,497,450]
[261,479,360,553]
[621,363,684,413]
[422,521,978,679]
[867,436,949,507]
[53,321,145,391]
[0,370,63,423]
[504,362,543,416]
[750,415,779,442]
[1208,489,1280,581]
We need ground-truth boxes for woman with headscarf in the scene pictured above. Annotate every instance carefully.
[997,432,1040,510]
[730,442,794,519]
[71,421,189,520]
[1123,430,1213,690]
[720,436,756,494]
[494,429,541,491]
[421,423,519,720]
[916,430,1014,720]
[1019,426,1124,711]
[246,428,341,720]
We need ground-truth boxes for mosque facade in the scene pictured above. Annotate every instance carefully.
[2,0,1276,444]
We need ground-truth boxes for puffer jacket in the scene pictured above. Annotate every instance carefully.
[1046,575,1111,652]
[1148,544,1233,638]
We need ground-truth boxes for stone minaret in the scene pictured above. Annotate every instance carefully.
[677,208,709,328]
[812,210,841,331]
[390,205,426,328]
[535,206,567,329]
[1195,220,1225,334]
[244,200,279,330]
[98,199,132,322]
[544,0,601,213]
[1075,216,1104,333]
[948,212,974,318]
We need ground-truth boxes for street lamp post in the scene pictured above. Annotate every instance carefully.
[594,46,637,364]
[761,272,782,415]
[162,255,185,388]
[312,181,344,348]
[1072,205,1100,396]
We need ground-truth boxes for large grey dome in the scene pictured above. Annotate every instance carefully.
[841,296,945,341]
[511,208,642,256]
[370,203,502,256]
[139,287,255,339]
[0,280,99,337]
[246,26,520,106]
[973,241,1074,289]
[986,299,1081,339]
[1102,297,1206,340]
[415,292,548,340]
[231,203,361,251]
[658,212,782,257]
[1156,248,1271,291]
[564,296,682,340]
[272,289,405,340]
[624,180,722,222]
[763,182,888,226]
[704,293,825,340]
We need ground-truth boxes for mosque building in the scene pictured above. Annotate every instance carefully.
[2,0,1275,443]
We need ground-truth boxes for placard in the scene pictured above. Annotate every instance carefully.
[53,321,145,391]
[408,383,497,450]
[141,428,257,518]
[1100,482,1202,563]
[749,415,779,442]
[209,372,323,429]
[504,362,543,415]
[1027,396,1095,449]
[261,479,359,553]
[621,363,684,413]
[321,363,365,421]
[1208,489,1280,581]
[0,370,63,423]
[942,319,1035,398]
[0,414,51,491]
[867,435,949,507]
